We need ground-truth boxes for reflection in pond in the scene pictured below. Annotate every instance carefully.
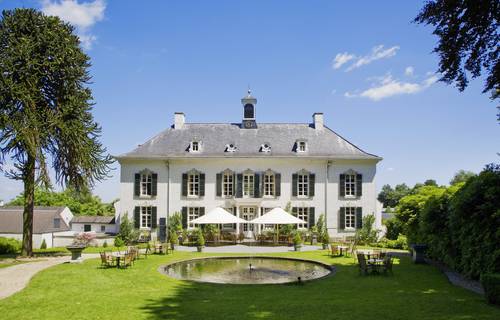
[161,257,332,284]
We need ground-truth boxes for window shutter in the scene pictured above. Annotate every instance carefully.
[339,207,345,230]
[292,173,298,197]
[253,173,260,198]
[291,207,298,217]
[260,173,265,196]
[216,173,222,197]
[151,207,157,228]
[308,207,315,228]
[199,173,205,196]
[134,174,140,196]
[356,174,362,197]
[151,173,158,196]
[181,207,188,229]
[134,207,140,228]
[309,173,315,197]
[339,174,346,197]
[232,173,236,197]
[275,173,281,197]
[233,206,237,229]
[182,173,188,197]
[199,207,205,216]
[356,207,363,229]
[236,174,243,198]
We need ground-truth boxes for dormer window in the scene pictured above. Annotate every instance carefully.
[261,143,271,153]
[225,144,237,152]
[297,140,307,153]
[190,141,200,152]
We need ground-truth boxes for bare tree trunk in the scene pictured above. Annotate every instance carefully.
[21,154,35,257]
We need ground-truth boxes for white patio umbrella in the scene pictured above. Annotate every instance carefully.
[250,207,306,225]
[190,207,247,224]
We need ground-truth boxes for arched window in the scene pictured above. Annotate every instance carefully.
[244,104,254,119]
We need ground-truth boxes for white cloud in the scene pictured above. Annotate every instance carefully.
[405,66,414,76]
[344,73,438,101]
[41,0,106,49]
[332,52,355,69]
[345,45,400,71]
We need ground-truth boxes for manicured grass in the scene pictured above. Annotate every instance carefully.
[0,250,498,320]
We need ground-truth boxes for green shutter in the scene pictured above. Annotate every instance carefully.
[236,174,243,198]
[309,173,315,197]
[134,207,140,228]
[151,173,158,196]
[199,173,205,196]
[339,174,346,197]
[356,174,362,197]
[182,173,188,197]
[292,173,298,197]
[308,207,315,228]
[199,207,205,216]
[356,207,363,229]
[181,207,187,229]
[134,173,140,196]
[151,207,157,228]
[275,173,281,197]
[253,173,260,198]
[291,207,298,216]
[339,207,345,230]
[216,173,222,197]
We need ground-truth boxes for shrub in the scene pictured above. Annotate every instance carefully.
[376,234,409,250]
[73,232,96,247]
[293,232,302,246]
[480,274,500,305]
[114,236,125,248]
[0,237,21,254]
[40,239,47,249]
[356,214,380,244]
[195,229,205,247]
[118,214,138,245]
[102,240,108,248]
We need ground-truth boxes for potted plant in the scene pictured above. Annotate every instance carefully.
[310,226,318,245]
[169,231,179,250]
[321,232,330,250]
[293,232,303,251]
[196,229,205,252]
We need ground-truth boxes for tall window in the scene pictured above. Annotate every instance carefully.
[140,173,152,196]
[345,174,356,196]
[296,207,309,229]
[223,172,234,197]
[264,172,275,196]
[141,206,152,228]
[345,207,356,229]
[243,173,254,197]
[188,207,201,228]
[188,173,200,196]
[297,174,309,197]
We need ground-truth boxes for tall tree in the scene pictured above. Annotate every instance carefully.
[450,169,476,185]
[0,9,112,256]
[414,0,499,106]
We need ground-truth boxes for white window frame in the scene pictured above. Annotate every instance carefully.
[261,143,271,153]
[345,207,356,230]
[225,144,237,152]
[243,173,254,197]
[263,172,275,197]
[140,206,152,229]
[296,207,309,229]
[241,207,255,232]
[188,173,200,197]
[190,141,200,152]
[223,172,234,197]
[297,140,307,153]
[188,207,201,228]
[140,172,152,197]
[345,174,356,197]
[261,207,274,231]
[297,173,309,197]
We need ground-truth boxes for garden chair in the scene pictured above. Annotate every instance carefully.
[382,256,394,274]
[357,253,373,275]
[99,252,116,268]
[120,253,134,269]
[329,244,339,257]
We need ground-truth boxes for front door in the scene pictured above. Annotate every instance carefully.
[241,207,255,232]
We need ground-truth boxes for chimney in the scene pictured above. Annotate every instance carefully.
[313,112,324,130]
[174,112,185,129]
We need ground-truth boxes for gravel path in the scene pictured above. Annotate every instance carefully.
[0,254,98,300]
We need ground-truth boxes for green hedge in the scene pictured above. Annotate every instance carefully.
[481,274,500,305]
[0,237,21,254]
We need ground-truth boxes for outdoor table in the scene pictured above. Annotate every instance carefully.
[367,258,384,272]
[337,245,349,256]
[112,252,124,268]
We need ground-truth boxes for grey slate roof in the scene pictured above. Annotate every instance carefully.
[117,123,381,160]
[0,206,70,234]
[72,216,115,224]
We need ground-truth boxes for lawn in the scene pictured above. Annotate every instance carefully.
[0,250,498,320]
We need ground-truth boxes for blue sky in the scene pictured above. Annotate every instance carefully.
[0,0,498,202]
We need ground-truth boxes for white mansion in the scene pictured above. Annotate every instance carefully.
[116,92,383,239]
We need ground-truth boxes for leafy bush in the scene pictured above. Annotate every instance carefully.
[480,274,500,305]
[114,237,125,248]
[118,214,138,245]
[0,237,21,254]
[383,218,402,240]
[293,232,302,245]
[102,240,108,248]
[356,214,379,244]
[40,239,47,249]
[168,212,183,235]
[376,234,409,250]
[195,229,205,247]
